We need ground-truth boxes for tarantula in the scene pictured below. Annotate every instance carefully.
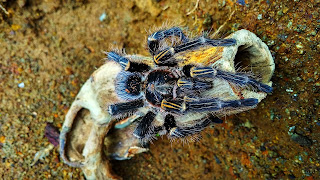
[106,27,272,143]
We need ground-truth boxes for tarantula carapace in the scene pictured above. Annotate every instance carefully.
[106,27,272,143]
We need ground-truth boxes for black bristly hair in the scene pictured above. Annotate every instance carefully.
[163,114,176,131]
[108,51,130,70]
[168,118,213,139]
[145,70,177,106]
[168,115,223,139]
[108,51,150,72]
[148,27,189,55]
[108,99,144,116]
[133,111,156,140]
[176,78,213,97]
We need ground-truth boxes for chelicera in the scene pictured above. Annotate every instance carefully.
[106,27,272,143]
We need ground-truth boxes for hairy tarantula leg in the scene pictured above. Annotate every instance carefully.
[107,51,130,69]
[216,70,273,93]
[148,27,189,55]
[189,67,217,78]
[190,67,273,93]
[107,51,150,72]
[108,99,144,116]
[174,37,236,53]
[161,98,258,113]
[177,78,212,91]
[161,99,185,113]
[133,111,157,139]
[186,98,258,112]
[153,37,236,65]
[169,118,214,138]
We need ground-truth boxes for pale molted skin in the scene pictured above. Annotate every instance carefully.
[60,61,149,179]
[60,29,274,180]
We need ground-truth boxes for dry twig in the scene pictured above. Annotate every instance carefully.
[0,4,9,15]
[186,0,200,15]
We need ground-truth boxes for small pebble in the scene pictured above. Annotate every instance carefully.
[291,133,312,147]
[288,126,295,135]
[270,110,275,121]
[296,42,304,49]
[18,82,25,88]
[267,40,275,46]
[260,146,267,151]
[45,123,60,147]
[99,12,107,22]
[214,155,221,164]
[237,0,246,5]
[286,88,293,92]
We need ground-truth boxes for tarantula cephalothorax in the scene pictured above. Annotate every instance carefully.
[106,27,272,143]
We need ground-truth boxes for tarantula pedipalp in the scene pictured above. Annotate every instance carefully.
[106,27,272,143]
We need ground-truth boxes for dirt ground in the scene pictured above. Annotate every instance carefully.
[0,0,319,179]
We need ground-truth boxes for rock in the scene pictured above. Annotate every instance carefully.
[290,133,312,147]
[257,14,263,20]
